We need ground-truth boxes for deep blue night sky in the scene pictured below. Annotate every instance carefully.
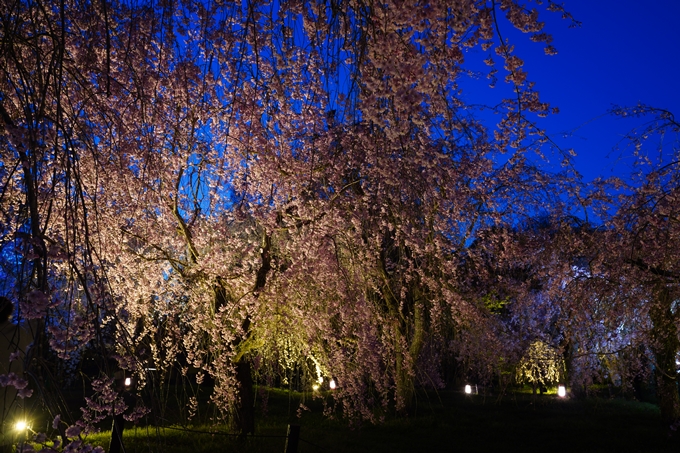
[518,0,680,182]
[461,1,680,183]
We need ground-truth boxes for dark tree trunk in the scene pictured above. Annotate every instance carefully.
[108,412,125,453]
[235,357,255,438]
[649,287,680,427]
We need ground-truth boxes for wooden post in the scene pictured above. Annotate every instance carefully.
[284,424,300,453]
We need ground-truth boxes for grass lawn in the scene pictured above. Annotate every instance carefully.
[18,389,680,452]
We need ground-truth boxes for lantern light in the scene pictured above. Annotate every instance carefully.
[464,384,472,394]
[124,377,132,387]
[329,379,336,390]
[557,385,566,397]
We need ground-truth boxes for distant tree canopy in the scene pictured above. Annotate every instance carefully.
[0,0,679,445]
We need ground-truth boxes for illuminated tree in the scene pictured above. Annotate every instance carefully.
[506,107,680,423]
[0,0,575,441]
[516,340,563,393]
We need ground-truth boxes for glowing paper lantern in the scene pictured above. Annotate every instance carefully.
[557,385,566,397]
[465,384,472,394]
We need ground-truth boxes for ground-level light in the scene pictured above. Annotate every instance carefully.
[557,385,566,397]
[124,377,132,387]
[329,379,336,390]
[464,384,478,394]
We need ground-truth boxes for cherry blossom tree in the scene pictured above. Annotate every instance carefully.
[516,340,563,393]
[492,108,680,426]
[458,211,650,403]
[0,0,576,441]
[602,107,680,425]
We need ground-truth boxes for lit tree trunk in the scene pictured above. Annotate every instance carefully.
[649,286,680,426]
[388,282,426,412]
[214,283,256,438]
[385,298,414,411]
[233,232,270,437]
[393,322,409,411]
[404,290,425,406]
